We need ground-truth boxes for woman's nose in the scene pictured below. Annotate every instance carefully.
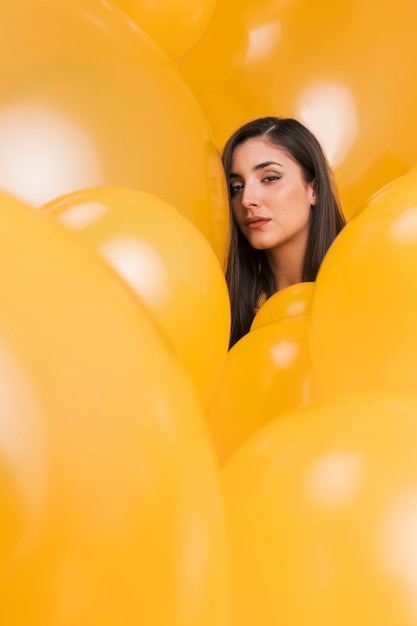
[241,184,260,209]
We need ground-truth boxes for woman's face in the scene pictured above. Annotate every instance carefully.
[229,137,316,254]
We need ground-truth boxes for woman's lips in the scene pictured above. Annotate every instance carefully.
[246,217,271,229]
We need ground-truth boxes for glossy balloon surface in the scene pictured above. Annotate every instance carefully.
[223,393,417,626]
[179,0,417,220]
[0,0,229,264]
[41,186,230,406]
[111,0,217,61]
[250,282,315,331]
[0,191,229,626]
[207,317,320,464]
[310,169,417,398]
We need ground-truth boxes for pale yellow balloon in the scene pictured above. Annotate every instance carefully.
[112,0,218,61]
[0,190,229,626]
[310,169,417,398]
[207,316,321,464]
[0,0,229,265]
[223,392,417,626]
[41,186,231,407]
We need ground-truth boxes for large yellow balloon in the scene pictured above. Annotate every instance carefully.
[310,169,417,398]
[0,191,229,626]
[41,186,230,407]
[111,0,217,61]
[223,392,417,626]
[207,316,320,464]
[0,0,229,264]
[179,0,417,219]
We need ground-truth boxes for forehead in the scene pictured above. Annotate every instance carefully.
[231,137,292,172]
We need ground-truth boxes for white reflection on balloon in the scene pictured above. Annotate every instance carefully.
[0,105,102,206]
[286,298,309,318]
[100,236,168,306]
[176,508,213,616]
[0,342,47,554]
[55,202,107,230]
[379,489,417,620]
[244,22,281,64]
[304,451,364,509]
[388,206,417,244]
[301,372,317,405]
[271,340,298,368]
[296,83,359,168]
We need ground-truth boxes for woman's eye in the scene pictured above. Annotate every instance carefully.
[263,175,280,183]
[230,183,243,195]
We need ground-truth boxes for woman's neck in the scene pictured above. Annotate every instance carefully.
[265,240,306,292]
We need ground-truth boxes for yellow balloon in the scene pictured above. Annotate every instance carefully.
[0,0,229,265]
[207,317,321,464]
[250,282,315,332]
[111,0,218,61]
[223,392,417,626]
[179,0,417,220]
[41,186,231,407]
[310,169,417,398]
[0,191,229,626]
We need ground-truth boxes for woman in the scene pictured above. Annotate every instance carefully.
[222,116,345,348]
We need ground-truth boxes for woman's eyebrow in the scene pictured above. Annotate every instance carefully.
[254,160,283,170]
[229,160,283,179]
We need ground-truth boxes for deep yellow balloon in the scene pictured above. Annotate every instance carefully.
[111,0,217,61]
[310,169,417,398]
[223,392,417,626]
[207,317,321,464]
[41,186,230,407]
[0,191,229,626]
[0,0,229,265]
[250,282,315,332]
[179,0,417,220]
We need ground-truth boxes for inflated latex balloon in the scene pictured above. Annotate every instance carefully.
[0,0,229,265]
[111,0,217,61]
[207,317,320,464]
[250,282,315,332]
[0,191,229,626]
[41,186,230,407]
[223,392,417,626]
[179,0,417,220]
[310,169,417,398]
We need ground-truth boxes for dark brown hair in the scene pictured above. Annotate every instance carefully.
[222,116,345,348]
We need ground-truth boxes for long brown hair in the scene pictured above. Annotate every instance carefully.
[222,117,345,348]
